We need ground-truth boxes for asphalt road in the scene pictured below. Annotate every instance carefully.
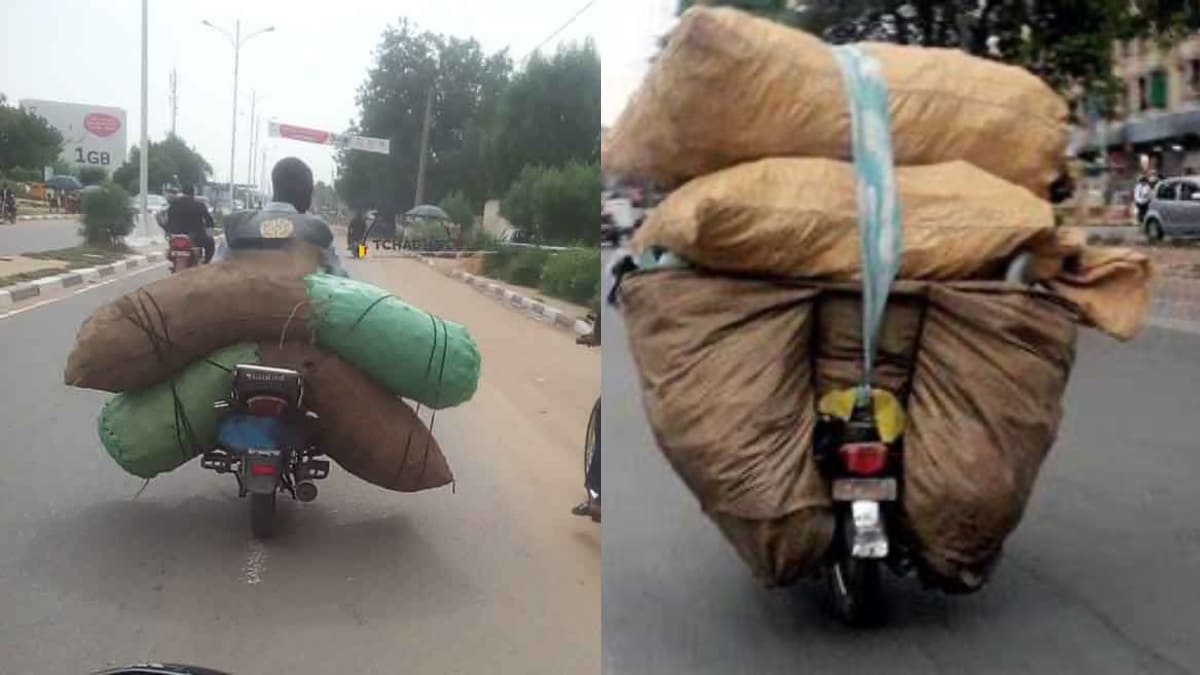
[0,255,600,674]
[0,217,83,256]
[600,250,1200,675]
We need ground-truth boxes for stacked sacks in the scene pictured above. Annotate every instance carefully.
[70,244,478,491]
[608,7,1151,591]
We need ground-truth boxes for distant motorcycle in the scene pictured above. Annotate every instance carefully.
[166,234,203,273]
[3,200,16,224]
[201,364,331,539]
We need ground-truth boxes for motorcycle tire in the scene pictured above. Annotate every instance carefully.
[826,513,886,627]
[250,492,278,539]
[584,397,600,494]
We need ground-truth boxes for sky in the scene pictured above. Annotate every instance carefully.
[0,0,650,194]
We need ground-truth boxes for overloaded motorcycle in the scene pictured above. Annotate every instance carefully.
[201,363,331,539]
[166,234,203,273]
[813,251,1037,626]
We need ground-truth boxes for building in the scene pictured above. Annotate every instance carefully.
[1076,32,1200,205]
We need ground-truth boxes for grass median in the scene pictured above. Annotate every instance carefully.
[480,246,600,319]
[0,245,131,288]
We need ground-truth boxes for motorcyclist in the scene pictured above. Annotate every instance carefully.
[347,209,367,254]
[1,183,15,220]
[164,184,215,262]
[213,157,349,277]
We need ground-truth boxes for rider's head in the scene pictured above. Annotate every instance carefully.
[272,157,313,213]
[181,184,195,198]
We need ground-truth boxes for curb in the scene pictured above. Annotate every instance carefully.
[14,214,70,222]
[411,255,593,337]
[0,251,165,308]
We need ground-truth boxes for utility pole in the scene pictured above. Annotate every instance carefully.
[169,69,178,136]
[247,89,256,193]
[413,85,434,206]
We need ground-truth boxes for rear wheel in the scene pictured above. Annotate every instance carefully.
[250,492,277,539]
[584,397,600,492]
[826,512,886,626]
[1145,218,1165,243]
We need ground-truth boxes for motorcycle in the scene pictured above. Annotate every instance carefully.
[813,251,1038,626]
[3,199,16,224]
[201,363,331,539]
[166,234,203,273]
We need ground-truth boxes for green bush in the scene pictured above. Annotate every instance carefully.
[78,166,108,186]
[79,182,134,246]
[507,248,550,286]
[439,190,475,228]
[500,163,600,246]
[6,166,42,183]
[482,248,516,277]
[540,249,601,305]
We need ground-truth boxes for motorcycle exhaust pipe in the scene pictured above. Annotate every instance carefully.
[295,480,319,503]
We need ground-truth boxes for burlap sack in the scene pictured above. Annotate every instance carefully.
[633,158,1152,339]
[260,343,453,493]
[605,7,1067,195]
[619,270,833,586]
[65,246,321,392]
[633,158,1058,281]
[904,285,1076,591]
[619,269,1077,590]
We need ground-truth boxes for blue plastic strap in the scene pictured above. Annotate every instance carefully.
[830,45,903,399]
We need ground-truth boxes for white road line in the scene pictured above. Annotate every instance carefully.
[0,261,167,320]
[241,540,269,585]
[72,261,167,295]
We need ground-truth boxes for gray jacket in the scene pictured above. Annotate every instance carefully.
[213,202,348,277]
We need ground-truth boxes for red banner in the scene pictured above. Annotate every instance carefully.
[275,123,331,144]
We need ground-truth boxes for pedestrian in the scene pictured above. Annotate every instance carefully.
[1133,173,1153,226]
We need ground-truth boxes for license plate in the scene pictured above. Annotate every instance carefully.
[168,250,191,259]
[832,478,897,502]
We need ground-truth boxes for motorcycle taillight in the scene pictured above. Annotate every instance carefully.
[246,396,288,417]
[169,236,193,250]
[839,442,888,476]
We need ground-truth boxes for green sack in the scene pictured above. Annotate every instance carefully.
[306,274,480,409]
[97,344,260,479]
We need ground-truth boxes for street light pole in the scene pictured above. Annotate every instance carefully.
[203,19,273,211]
[136,0,152,245]
[229,19,239,209]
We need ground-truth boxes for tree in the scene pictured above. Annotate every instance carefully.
[0,94,64,172]
[337,21,511,219]
[683,1,1200,115]
[112,134,212,194]
[78,166,108,186]
[491,41,601,193]
[501,163,599,245]
[439,190,474,228]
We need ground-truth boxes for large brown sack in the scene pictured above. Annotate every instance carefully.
[64,246,322,392]
[634,158,1058,280]
[619,270,833,586]
[809,283,1077,591]
[633,158,1152,340]
[619,269,1077,590]
[259,343,453,492]
[605,7,1068,195]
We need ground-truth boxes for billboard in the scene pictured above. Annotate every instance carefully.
[19,99,127,170]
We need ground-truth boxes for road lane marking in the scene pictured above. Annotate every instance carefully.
[0,261,167,320]
[241,540,269,585]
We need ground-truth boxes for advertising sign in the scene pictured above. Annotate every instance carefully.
[20,99,128,169]
[268,121,390,155]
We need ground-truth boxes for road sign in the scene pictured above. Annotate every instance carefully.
[268,121,390,155]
